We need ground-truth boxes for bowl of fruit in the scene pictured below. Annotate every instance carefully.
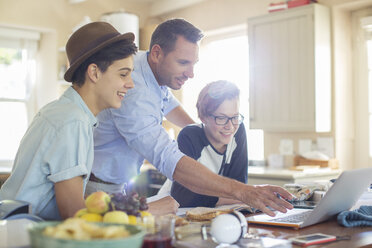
[28,219,145,248]
[28,191,153,248]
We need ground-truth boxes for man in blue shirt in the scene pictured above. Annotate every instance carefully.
[89,19,294,217]
[0,22,136,220]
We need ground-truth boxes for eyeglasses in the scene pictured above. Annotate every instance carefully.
[210,114,244,126]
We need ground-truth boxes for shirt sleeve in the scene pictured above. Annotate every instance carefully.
[110,85,184,181]
[43,121,91,183]
[224,123,248,183]
[162,88,180,116]
[171,126,219,207]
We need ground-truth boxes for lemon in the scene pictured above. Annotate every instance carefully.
[80,213,103,222]
[103,211,129,224]
[128,215,137,225]
[139,210,152,218]
[74,208,88,218]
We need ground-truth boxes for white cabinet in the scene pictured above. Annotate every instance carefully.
[248,4,331,132]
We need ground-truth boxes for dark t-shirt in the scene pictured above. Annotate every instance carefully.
[171,123,248,207]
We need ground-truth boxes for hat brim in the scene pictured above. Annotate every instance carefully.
[64,32,134,82]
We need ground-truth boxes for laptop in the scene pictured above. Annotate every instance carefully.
[246,167,372,229]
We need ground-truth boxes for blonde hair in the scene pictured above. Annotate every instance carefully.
[196,80,240,119]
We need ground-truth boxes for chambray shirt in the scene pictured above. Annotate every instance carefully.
[92,51,185,184]
[0,87,97,220]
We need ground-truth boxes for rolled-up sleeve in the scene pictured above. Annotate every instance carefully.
[110,86,184,181]
[43,121,92,183]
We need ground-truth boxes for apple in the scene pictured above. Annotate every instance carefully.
[103,211,129,224]
[85,191,111,214]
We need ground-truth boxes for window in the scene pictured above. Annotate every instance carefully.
[367,40,372,157]
[360,16,372,157]
[0,27,39,165]
[182,26,264,160]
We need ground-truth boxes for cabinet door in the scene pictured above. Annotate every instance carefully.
[248,4,330,132]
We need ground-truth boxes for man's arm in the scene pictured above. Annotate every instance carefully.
[216,197,242,206]
[173,156,293,217]
[55,176,85,219]
[165,105,195,128]
[147,196,180,216]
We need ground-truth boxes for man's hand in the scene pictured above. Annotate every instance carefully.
[147,196,180,216]
[174,156,293,217]
[237,184,294,217]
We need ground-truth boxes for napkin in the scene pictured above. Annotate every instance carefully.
[337,205,372,227]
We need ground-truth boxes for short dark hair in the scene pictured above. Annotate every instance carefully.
[197,80,240,119]
[149,18,203,54]
[72,40,137,86]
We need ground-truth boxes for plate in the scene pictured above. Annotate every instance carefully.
[28,221,145,248]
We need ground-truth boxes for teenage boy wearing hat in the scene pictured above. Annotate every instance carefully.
[0,22,137,220]
[89,19,294,217]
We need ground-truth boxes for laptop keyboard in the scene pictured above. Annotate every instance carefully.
[270,211,312,223]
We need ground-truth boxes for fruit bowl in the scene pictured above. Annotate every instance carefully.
[28,221,145,248]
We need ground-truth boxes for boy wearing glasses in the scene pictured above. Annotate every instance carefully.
[160,80,248,207]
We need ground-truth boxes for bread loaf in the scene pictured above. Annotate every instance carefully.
[162,214,189,226]
[186,207,231,221]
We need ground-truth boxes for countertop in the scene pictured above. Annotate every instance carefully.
[248,167,341,179]
[0,165,12,175]
[2,192,372,248]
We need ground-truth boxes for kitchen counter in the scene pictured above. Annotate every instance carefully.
[248,167,341,186]
[174,191,372,248]
[2,192,372,248]
[174,218,372,248]
[5,217,372,248]
[0,165,11,188]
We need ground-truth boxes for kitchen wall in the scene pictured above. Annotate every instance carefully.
[0,0,150,48]
[0,0,151,110]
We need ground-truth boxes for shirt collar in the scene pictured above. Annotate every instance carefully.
[63,87,98,127]
[140,51,171,101]
[139,51,157,87]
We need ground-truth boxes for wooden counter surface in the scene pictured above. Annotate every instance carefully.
[175,218,372,247]
[248,218,372,247]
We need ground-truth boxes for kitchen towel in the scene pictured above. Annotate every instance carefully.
[338,205,372,227]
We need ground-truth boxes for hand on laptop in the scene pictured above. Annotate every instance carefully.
[240,185,294,217]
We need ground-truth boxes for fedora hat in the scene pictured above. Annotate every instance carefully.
[64,21,135,82]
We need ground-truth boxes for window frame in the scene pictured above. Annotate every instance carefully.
[0,27,40,167]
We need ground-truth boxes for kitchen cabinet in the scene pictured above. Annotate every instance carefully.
[248,4,331,132]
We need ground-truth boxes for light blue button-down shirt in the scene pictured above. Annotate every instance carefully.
[92,51,185,185]
[0,87,97,220]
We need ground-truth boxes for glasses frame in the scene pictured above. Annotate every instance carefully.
[209,114,244,126]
